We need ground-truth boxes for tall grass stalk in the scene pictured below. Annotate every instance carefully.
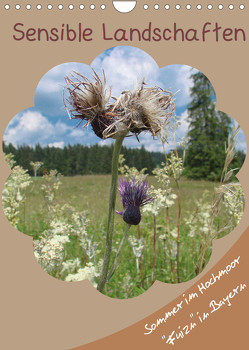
[176,182,181,283]
[166,207,175,282]
[152,215,157,285]
[162,141,175,282]
[137,224,144,288]
[198,124,240,272]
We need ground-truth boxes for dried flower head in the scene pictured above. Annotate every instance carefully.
[110,82,175,138]
[65,70,117,139]
[117,177,153,225]
[65,69,175,140]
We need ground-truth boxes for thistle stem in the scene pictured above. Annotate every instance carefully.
[97,136,125,292]
[107,224,131,282]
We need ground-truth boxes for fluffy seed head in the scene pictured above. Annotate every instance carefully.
[64,70,118,139]
[65,70,175,140]
[110,82,175,137]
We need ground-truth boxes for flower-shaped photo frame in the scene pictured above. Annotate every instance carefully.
[2,46,246,298]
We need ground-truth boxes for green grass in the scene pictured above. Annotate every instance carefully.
[18,175,218,236]
[17,175,229,298]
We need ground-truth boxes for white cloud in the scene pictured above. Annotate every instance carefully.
[37,78,62,94]
[92,47,159,96]
[3,111,72,147]
[48,141,65,149]
[54,121,71,134]
[36,62,90,94]
[68,125,99,145]
[4,111,55,146]
[123,133,164,153]
[175,65,194,104]
[69,128,86,138]
[158,65,197,107]
[98,138,113,147]
[34,62,92,117]
[92,48,197,108]
[35,49,195,109]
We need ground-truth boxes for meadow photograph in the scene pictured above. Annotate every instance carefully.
[2,47,246,298]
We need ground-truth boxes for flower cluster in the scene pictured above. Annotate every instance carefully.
[142,187,166,217]
[159,233,178,257]
[185,199,212,238]
[166,152,184,182]
[128,236,144,272]
[2,153,32,227]
[30,161,43,177]
[33,229,70,274]
[153,165,178,208]
[153,165,170,187]
[118,154,148,182]
[223,183,245,227]
[65,262,101,287]
[142,186,177,217]
[31,170,101,284]
[80,236,98,262]
[69,211,89,242]
[61,258,82,275]
[41,170,62,215]
[129,236,144,259]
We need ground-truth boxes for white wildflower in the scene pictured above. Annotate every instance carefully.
[128,236,144,272]
[185,195,212,238]
[142,187,166,216]
[33,232,70,274]
[30,161,43,177]
[41,170,62,212]
[61,258,82,275]
[118,154,148,182]
[50,219,73,236]
[223,183,245,227]
[65,262,100,287]
[170,228,178,239]
[167,152,183,182]
[80,236,98,261]
[2,153,32,227]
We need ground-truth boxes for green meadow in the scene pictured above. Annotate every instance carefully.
[16,175,230,298]
[18,175,219,238]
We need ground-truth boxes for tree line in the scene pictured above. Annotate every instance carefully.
[3,141,245,180]
[3,143,161,176]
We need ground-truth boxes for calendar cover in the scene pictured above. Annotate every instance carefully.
[0,2,248,349]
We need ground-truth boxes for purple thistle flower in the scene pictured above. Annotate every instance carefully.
[117,177,153,225]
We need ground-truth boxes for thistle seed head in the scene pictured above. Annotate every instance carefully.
[64,70,118,139]
[64,70,175,140]
[110,82,175,137]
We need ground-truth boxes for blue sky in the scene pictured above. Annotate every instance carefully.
[3,46,246,153]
